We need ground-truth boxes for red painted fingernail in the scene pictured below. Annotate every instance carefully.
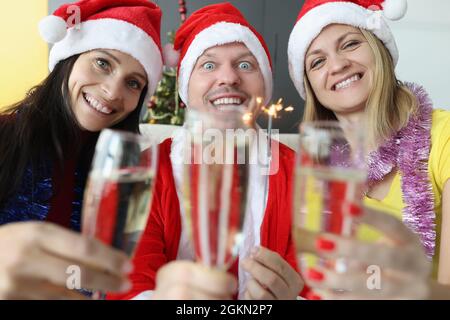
[349,203,362,217]
[306,292,322,300]
[316,237,335,251]
[307,268,325,281]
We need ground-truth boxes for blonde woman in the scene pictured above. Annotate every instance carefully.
[288,0,450,299]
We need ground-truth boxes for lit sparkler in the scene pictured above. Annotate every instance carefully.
[257,98,294,210]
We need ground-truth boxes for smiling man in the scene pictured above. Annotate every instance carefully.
[108,3,305,301]
[186,42,265,114]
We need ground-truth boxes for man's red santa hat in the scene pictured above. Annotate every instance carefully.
[288,0,408,99]
[173,2,273,105]
[38,0,163,99]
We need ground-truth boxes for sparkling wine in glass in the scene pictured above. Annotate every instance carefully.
[293,121,366,287]
[181,107,252,270]
[81,129,158,297]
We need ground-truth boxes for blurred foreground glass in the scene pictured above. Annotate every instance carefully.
[293,121,366,282]
[81,129,158,298]
[182,107,252,270]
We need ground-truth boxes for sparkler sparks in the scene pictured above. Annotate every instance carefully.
[261,98,294,120]
[254,97,295,217]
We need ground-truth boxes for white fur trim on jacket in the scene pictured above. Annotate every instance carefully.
[131,290,153,300]
[287,2,399,100]
[178,22,273,106]
[49,18,163,100]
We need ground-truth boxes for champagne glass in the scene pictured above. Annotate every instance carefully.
[181,107,253,270]
[293,121,366,288]
[81,129,158,298]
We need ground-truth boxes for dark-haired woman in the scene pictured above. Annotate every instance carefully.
[0,0,163,299]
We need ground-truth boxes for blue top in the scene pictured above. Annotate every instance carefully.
[0,158,88,231]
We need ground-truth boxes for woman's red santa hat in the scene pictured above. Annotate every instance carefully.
[38,0,163,100]
[173,2,273,105]
[288,0,408,99]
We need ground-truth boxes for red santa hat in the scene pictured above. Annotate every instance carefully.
[288,0,408,99]
[38,0,163,99]
[173,2,273,105]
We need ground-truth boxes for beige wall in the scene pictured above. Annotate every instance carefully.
[0,1,49,109]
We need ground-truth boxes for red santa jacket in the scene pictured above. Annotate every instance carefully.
[108,137,306,299]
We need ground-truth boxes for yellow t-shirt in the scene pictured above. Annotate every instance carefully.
[360,109,450,278]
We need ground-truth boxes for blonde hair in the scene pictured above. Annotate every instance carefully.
[303,28,418,148]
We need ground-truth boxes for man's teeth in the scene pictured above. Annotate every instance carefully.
[335,74,361,91]
[212,97,243,106]
[84,94,113,115]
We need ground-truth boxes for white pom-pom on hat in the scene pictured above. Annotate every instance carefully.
[383,0,408,21]
[162,43,180,68]
[38,15,67,44]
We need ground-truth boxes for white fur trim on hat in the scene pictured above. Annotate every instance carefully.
[178,22,273,105]
[49,18,163,100]
[288,2,399,100]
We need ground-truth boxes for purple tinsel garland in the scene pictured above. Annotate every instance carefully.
[367,82,435,259]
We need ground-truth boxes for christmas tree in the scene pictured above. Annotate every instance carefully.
[141,1,188,126]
